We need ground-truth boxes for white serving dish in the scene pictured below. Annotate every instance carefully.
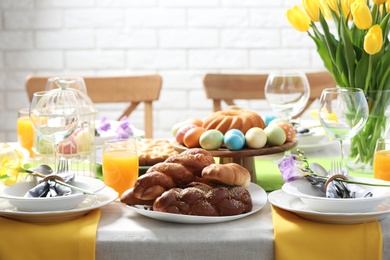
[282,177,390,213]
[0,176,105,212]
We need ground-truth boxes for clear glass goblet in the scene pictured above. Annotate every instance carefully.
[318,87,369,167]
[265,71,310,121]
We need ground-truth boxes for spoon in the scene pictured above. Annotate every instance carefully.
[310,163,329,177]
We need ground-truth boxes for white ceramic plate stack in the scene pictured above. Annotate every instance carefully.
[269,177,390,224]
[0,176,118,222]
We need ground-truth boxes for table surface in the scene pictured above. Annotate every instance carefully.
[95,141,390,259]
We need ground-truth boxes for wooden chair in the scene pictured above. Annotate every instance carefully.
[203,71,336,117]
[25,75,162,138]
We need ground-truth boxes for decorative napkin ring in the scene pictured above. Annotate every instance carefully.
[324,174,349,191]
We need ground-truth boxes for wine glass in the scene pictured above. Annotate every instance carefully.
[318,88,368,168]
[264,71,310,121]
[29,88,80,171]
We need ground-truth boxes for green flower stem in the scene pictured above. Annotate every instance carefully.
[311,174,390,188]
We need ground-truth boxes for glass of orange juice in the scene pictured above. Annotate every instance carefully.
[373,138,390,181]
[17,108,34,157]
[102,139,138,198]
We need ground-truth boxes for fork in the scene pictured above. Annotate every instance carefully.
[328,160,350,198]
[57,157,69,173]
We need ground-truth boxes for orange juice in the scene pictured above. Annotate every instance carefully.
[17,116,34,157]
[102,150,138,197]
[373,150,390,181]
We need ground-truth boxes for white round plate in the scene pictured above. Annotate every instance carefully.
[269,190,390,224]
[282,177,390,213]
[0,176,106,212]
[128,183,267,224]
[0,186,117,223]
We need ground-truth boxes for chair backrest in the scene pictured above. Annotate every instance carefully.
[25,75,162,138]
[203,71,336,118]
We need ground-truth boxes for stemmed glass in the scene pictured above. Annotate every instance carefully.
[318,88,369,167]
[265,71,310,121]
[29,88,80,171]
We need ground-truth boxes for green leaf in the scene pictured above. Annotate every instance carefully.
[355,53,369,89]
[339,14,356,87]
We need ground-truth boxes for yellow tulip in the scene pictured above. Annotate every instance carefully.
[372,0,386,5]
[351,0,373,29]
[302,0,321,22]
[319,0,333,19]
[387,0,390,11]
[286,5,311,32]
[364,25,383,55]
[327,0,338,12]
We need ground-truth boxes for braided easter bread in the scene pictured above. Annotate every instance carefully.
[127,148,215,202]
[153,183,253,216]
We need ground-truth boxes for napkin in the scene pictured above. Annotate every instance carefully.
[0,209,101,260]
[271,206,382,260]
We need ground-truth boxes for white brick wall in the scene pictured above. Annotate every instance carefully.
[0,0,326,141]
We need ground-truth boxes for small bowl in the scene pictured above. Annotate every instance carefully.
[0,177,105,212]
[282,177,390,213]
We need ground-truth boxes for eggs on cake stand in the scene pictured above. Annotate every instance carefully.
[171,110,298,183]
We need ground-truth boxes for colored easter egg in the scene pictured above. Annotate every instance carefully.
[245,127,267,149]
[274,121,296,142]
[224,129,245,150]
[183,127,206,148]
[175,124,197,145]
[199,129,224,150]
[264,126,286,146]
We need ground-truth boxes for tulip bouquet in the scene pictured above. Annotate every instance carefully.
[286,0,390,171]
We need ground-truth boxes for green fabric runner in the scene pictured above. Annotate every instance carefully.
[256,157,373,191]
[95,157,373,192]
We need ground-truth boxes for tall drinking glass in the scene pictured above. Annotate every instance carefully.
[17,108,34,157]
[265,71,310,121]
[102,139,138,198]
[318,88,368,167]
[373,138,390,181]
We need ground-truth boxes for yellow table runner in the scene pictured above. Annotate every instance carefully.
[271,206,382,260]
[0,209,101,260]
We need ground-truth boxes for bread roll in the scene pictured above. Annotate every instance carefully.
[201,163,250,188]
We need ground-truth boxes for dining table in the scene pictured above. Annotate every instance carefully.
[93,140,390,260]
[2,139,390,260]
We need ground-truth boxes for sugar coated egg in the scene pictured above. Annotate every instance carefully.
[224,129,245,150]
[264,126,286,146]
[199,129,224,150]
[245,127,267,149]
